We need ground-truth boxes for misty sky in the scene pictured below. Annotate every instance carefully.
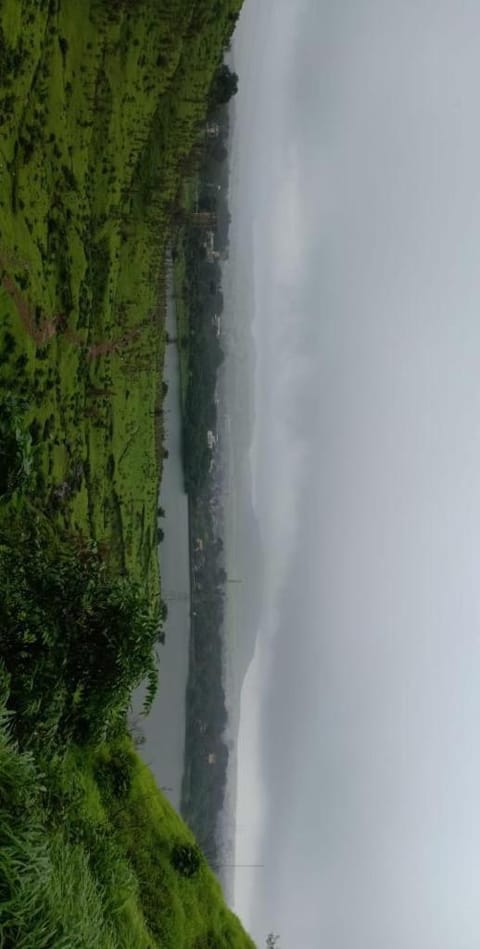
[229,3,480,947]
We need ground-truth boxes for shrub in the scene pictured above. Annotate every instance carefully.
[0,520,161,746]
[170,842,202,878]
[0,395,34,499]
[95,749,134,799]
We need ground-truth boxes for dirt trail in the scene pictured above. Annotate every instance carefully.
[1,259,143,359]
[1,270,58,346]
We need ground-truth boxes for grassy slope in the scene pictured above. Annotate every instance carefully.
[0,0,253,946]
[0,698,253,948]
[0,0,238,592]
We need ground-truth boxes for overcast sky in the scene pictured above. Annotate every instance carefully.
[229,2,480,947]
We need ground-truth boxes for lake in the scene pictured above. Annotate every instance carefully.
[132,271,191,811]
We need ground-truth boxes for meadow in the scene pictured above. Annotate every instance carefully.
[0,0,239,591]
[0,0,254,945]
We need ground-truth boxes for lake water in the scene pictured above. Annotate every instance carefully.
[132,273,191,811]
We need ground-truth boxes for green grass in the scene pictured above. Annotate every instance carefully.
[0,698,253,948]
[0,0,241,594]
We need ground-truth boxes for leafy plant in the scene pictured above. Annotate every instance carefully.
[170,842,202,878]
[0,395,34,500]
[0,521,161,746]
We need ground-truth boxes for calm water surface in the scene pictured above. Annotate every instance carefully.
[133,276,190,811]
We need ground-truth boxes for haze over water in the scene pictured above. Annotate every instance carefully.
[229,2,480,947]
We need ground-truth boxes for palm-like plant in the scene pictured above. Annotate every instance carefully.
[0,395,34,499]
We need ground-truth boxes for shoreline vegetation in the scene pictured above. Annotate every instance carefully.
[172,100,235,869]
[0,2,254,947]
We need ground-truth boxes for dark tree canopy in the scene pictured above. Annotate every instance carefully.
[210,64,238,105]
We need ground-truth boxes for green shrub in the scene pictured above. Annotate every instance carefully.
[0,396,34,499]
[0,521,161,746]
[95,748,134,799]
[170,842,202,878]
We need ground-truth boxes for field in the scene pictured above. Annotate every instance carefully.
[0,0,254,945]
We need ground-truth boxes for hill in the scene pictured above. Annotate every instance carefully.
[0,1,254,946]
[0,0,240,591]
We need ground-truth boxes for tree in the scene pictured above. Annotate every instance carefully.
[211,140,228,163]
[209,64,238,105]
[170,842,202,878]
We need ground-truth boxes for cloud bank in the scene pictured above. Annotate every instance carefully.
[231,3,480,946]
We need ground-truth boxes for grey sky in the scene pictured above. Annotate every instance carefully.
[229,2,480,947]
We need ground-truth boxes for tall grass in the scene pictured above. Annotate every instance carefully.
[0,697,157,948]
[0,702,106,947]
[0,695,254,947]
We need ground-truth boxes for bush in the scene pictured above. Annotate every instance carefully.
[170,842,202,878]
[0,520,161,746]
[0,395,34,499]
[95,749,134,799]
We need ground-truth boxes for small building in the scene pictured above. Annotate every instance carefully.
[206,121,220,139]
[212,313,221,338]
[203,229,222,263]
[207,429,216,451]
[207,753,217,766]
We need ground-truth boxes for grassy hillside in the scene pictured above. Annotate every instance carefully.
[0,0,240,592]
[0,0,254,945]
[0,694,253,948]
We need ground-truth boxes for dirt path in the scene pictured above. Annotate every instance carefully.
[1,258,145,360]
[1,270,58,346]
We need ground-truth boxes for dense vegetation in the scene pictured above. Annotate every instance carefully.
[180,239,225,496]
[0,687,252,948]
[183,518,230,866]
[174,100,232,497]
[0,513,160,749]
[174,101,234,863]
[0,0,238,592]
[0,0,254,945]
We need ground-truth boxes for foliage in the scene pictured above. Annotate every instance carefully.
[0,0,254,945]
[180,229,225,496]
[0,520,162,746]
[94,747,135,799]
[0,0,243,594]
[0,700,123,948]
[0,395,34,500]
[175,102,232,496]
[175,103,234,862]
[209,64,239,105]
[181,514,230,864]
[171,842,203,878]
[0,674,255,949]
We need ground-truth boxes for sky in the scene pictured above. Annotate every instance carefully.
[229,2,480,947]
